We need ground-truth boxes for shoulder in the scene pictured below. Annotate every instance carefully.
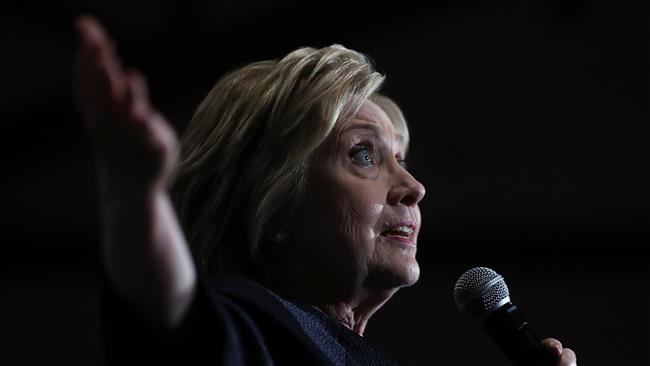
[101,272,331,365]
[203,275,399,366]
[197,274,336,364]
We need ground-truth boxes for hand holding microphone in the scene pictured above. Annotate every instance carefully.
[454,267,577,366]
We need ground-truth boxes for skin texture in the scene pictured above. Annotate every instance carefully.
[74,15,577,365]
[260,100,425,335]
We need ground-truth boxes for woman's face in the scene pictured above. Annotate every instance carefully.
[288,99,426,296]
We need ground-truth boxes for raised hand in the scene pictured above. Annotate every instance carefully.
[73,15,196,327]
[74,15,178,196]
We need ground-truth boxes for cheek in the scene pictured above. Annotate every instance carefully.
[337,191,383,244]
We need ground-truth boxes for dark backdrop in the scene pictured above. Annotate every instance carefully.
[1,1,647,365]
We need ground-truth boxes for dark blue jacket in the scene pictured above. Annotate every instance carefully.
[101,274,398,365]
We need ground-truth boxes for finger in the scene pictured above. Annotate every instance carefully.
[76,15,120,72]
[73,18,102,108]
[559,347,577,366]
[74,44,107,131]
[73,41,94,105]
[74,15,125,102]
[95,43,126,104]
[541,338,563,357]
[75,15,115,53]
[123,70,151,122]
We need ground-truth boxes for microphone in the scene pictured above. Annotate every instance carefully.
[453,267,555,366]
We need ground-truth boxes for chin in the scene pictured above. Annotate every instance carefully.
[368,259,420,290]
[398,260,420,287]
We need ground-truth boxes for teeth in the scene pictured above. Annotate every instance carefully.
[391,226,414,235]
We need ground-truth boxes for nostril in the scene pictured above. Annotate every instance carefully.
[401,190,420,207]
[388,183,424,207]
[403,181,425,207]
[387,170,425,207]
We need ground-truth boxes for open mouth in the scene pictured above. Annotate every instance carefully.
[380,223,416,246]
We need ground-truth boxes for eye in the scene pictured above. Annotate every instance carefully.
[350,145,374,167]
[398,158,408,169]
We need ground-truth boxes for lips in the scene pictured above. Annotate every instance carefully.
[380,220,417,246]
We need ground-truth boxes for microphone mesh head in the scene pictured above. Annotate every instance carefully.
[454,267,510,313]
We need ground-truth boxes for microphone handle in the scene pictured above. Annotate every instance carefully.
[483,302,556,366]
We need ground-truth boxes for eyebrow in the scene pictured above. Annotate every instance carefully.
[340,120,382,135]
[338,120,408,159]
[341,119,406,145]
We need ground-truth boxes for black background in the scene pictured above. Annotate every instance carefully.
[1,1,648,365]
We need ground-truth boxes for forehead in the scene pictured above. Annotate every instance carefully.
[337,99,403,143]
[317,99,407,160]
[350,100,394,131]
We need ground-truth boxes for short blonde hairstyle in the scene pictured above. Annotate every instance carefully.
[171,45,410,277]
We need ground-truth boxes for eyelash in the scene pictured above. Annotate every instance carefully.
[350,144,374,166]
[398,159,408,169]
[349,143,408,169]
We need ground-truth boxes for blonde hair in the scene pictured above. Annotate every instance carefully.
[171,45,409,277]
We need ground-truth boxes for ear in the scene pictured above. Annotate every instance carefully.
[269,228,292,244]
[264,210,293,245]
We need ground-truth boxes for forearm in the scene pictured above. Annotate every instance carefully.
[74,15,197,328]
[100,187,197,328]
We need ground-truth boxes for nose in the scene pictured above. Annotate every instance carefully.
[387,168,426,207]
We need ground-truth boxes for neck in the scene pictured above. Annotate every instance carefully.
[313,289,395,335]
[254,256,397,335]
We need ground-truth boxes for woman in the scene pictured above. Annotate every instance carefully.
[74,15,577,365]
